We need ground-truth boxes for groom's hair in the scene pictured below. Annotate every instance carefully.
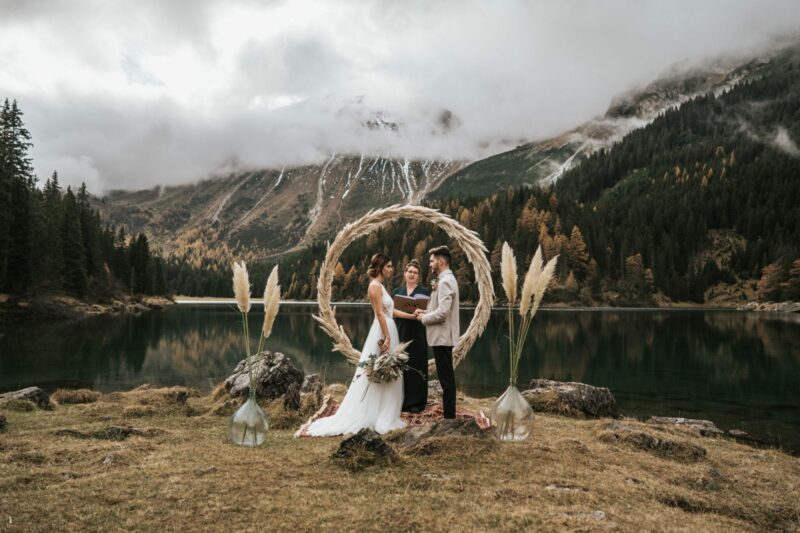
[429,245,451,264]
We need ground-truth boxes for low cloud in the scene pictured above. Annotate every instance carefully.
[773,126,800,157]
[2,0,800,191]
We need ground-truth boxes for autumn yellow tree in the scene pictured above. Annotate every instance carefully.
[332,262,346,295]
[565,226,590,279]
[624,254,648,296]
[786,258,800,300]
[758,263,784,301]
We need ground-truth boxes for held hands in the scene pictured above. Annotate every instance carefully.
[413,309,425,321]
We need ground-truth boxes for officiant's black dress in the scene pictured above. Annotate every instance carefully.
[393,285,430,412]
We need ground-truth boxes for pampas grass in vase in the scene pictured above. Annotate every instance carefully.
[491,244,558,442]
[229,261,276,447]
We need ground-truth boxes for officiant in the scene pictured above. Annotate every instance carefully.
[392,259,430,413]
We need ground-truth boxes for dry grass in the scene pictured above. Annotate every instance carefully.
[1,399,37,412]
[52,389,101,405]
[0,386,798,531]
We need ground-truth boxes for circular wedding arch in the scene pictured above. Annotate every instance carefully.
[313,204,495,374]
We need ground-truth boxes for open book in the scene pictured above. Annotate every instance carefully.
[393,293,430,314]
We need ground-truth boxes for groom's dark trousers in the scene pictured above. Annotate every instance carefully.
[433,346,456,418]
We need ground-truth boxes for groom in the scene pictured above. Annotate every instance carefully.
[415,245,460,419]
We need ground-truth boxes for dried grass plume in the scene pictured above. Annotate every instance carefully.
[262,265,281,338]
[501,242,517,305]
[232,261,251,313]
[520,246,543,316]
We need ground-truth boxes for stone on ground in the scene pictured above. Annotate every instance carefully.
[224,351,304,400]
[0,387,53,410]
[523,379,618,418]
[386,418,488,450]
[598,421,707,462]
[330,428,399,471]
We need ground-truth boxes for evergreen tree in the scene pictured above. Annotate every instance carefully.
[61,187,88,296]
[0,99,34,292]
[77,182,102,277]
[40,172,65,288]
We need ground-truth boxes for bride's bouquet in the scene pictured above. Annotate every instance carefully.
[357,340,413,384]
[356,340,415,400]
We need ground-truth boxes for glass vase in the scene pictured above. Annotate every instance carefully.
[490,383,534,442]
[229,392,269,447]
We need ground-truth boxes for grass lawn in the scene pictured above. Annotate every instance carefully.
[1,386,798,531]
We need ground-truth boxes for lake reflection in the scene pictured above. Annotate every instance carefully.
[1,305,799,452]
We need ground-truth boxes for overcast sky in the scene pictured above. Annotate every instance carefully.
[2,0,799,192]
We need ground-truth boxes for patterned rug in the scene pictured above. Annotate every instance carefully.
[295,396,491,437]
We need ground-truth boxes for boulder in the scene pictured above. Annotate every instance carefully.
[647,417,725,437]
[385,418,489,450]
[648,416,766,446]
[523,379,618,418]
[224,351,304,400]
[598,421,706,462]
[0,387,52,410]
[330,428,399,471]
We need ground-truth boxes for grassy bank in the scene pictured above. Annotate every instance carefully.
[1,386,798,531]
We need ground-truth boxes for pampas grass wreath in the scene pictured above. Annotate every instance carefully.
[313,204,495,374]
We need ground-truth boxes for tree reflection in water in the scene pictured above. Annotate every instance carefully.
[1,305,798,452]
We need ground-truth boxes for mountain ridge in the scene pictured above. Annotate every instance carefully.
[94,46,778,263]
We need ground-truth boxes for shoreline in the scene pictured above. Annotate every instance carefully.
[173,296,799,313]
[0,292,175,324]
[2,379,787,455]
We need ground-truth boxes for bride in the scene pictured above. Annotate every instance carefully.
[306,253,406,436]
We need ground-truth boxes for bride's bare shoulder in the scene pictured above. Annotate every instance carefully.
[367,281,382,295]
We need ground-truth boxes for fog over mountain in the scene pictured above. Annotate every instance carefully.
[2,0,799,191]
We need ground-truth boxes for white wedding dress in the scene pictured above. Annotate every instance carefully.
[307,284,406,436]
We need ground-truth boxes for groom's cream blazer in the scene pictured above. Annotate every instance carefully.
[421,268,460,347]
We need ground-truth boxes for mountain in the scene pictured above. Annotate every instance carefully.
[95,156,463,262]
[429,54,771,199]
[96,46,776,266]
[164,42,800,306]
[299,43,800,305]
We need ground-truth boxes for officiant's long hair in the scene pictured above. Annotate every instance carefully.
[367,253,392,278]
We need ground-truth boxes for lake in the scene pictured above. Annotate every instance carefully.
[2,304,799,453]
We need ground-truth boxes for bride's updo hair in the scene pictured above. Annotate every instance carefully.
[368,253,392,278]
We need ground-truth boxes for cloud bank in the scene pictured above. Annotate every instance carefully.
[1,0,799,191]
